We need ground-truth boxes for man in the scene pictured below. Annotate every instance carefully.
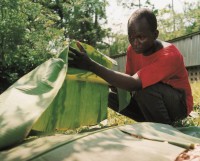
[69,8,193,125]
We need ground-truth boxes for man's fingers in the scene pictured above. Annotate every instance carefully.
[69,46,82,56]
[69,42,86,56]
[68,51,77,59]
[68,60,77,68]
[76,41,86,53]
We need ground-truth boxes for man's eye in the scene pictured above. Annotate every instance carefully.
[129,36,135,41]
[139,36,145,40]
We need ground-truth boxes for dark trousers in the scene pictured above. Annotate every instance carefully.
[108,83,187,125]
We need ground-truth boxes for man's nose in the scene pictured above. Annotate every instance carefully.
[133,39,139,46]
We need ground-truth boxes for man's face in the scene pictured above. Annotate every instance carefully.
[128,18,156,54]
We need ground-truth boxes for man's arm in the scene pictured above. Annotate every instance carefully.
[89,60,142,91]
[69,43,142,92]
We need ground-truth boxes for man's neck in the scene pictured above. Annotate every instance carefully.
[143,40,164,56]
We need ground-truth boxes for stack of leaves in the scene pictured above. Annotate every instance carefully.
[0,40,117,150]
[32,40,117,132]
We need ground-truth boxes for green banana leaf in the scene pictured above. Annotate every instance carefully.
[119,122,200,149]
[117,88,131,111]
[31,40,117,132]
[0,58,67,150]
[176,126,200,138]
[0,40,117,150]
[31,79,108,131]
[0,124,186,161]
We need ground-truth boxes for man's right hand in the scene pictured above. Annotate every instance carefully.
[69,42,142,92]
[68,42,94,71]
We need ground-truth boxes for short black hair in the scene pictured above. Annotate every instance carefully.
[128,8,157,32]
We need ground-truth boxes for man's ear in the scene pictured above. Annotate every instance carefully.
[154,30,159,39]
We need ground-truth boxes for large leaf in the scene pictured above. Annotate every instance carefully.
[0,58,67,150]
[0,125,185,161]
[119,122,200,149]
[117,88,131,111]
[31,40,117,132]
[31,79,108,131]
[0,40,117,150]
[176,126,200,138]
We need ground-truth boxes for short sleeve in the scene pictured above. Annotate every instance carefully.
[137,47,182,88]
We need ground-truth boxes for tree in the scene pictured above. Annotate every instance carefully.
[64,0,109,46]
[0,0,110,93]
[157,5,185,40]
[182,1,200,34]
[33,0,109,47]
[117,0,156,11]
[102,33,129,56]
[157,1,200,41]
[0,0,28,92]
[0,0,27,66]
[0,0,65,93]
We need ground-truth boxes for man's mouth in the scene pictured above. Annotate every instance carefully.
[131,43,143,53]
[134,47,142,53]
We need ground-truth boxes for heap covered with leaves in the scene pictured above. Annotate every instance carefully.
[0,40,117,150]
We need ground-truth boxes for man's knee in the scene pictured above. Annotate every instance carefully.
[134,83,162,102]
[133,83,187,124]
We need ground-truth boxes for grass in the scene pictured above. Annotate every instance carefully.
[175,81,200,127]
[191,81,200,107]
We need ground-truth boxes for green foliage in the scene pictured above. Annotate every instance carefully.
[0,0,27,92]
[117,0,155,10]
[0,0,109,93]
[0,0,66,93]
[64,0,109,46]
[107,34,129,56]
[157,1,200,41]
[183,1,200,34]
[111,35,127,55]
[34,0,109,46]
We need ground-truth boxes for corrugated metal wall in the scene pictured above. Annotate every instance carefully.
[169,31,200,67]
[111,54,127,73]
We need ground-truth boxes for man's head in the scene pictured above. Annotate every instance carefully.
[128,8,159,55]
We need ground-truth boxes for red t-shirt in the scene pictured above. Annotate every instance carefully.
[126,44,193,115]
